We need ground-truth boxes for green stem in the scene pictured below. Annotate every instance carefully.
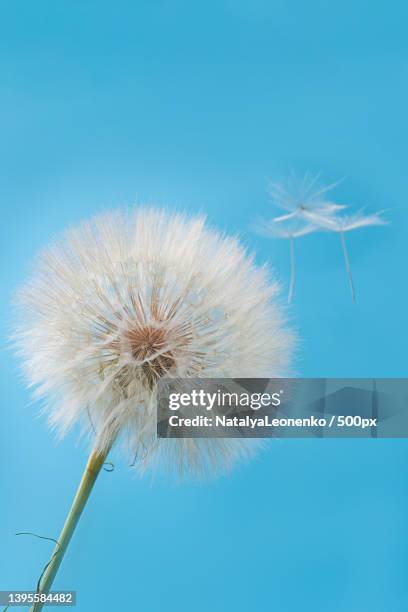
[30,448,110,612]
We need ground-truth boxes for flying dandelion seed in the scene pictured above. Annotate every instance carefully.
[13,208,294,609]
[259,173,388,302]
[254,217,317,303]
[303,209,388,301]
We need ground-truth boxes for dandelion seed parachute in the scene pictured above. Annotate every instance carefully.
[268,172,346,221]
[303,209,388,302]
[14,208,294,477]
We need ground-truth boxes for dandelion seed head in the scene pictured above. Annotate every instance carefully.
[13,208,294,477]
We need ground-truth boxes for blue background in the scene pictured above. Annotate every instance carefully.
[1,2,407,611]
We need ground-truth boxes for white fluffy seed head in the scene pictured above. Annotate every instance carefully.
[13,208,294,477]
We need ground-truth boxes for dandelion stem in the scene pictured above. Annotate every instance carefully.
[30,447,110,612]
[339,230,356,302]
[288,236,296,304]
